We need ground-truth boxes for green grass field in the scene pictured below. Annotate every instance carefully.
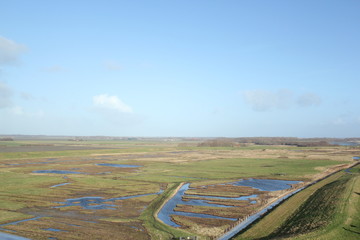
[0,139,358,239]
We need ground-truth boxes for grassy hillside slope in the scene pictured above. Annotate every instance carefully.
[235,165,360,240]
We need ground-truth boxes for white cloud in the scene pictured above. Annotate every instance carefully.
[0,36,27,66]
[93,94,132,113]
[242,89,293,111]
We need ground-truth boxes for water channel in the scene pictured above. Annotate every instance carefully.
[157,179,301,228]
[157,183,238,227]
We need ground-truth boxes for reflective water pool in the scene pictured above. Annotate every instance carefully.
[54,190,163,210]
[230,178,301,191]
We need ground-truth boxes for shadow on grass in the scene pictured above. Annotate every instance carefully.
[342,227,360,235]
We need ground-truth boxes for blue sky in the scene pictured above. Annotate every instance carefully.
[1,0,359,137]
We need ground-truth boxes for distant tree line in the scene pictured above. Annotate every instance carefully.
[0,137,14,141]
[198,137,334,147]
[197,138,238,147]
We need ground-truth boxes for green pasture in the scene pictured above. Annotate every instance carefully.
[0,210,31,223]
[0,172,60,196]
[0,171,62,214]
[127,157,345,184]
[73,176,161,195]
[0,147,171,160]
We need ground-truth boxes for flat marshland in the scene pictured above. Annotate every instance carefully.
[0,138,359,239]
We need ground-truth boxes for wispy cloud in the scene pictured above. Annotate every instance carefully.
[332,113,360,126]
[0,36,27,67]
[20,92,36,101]
[242,89,321,111]
[10,105,24,115]
[297,93,321,107]
[0,81,13,108]
[93,94,132,113]
[242,89,293,111]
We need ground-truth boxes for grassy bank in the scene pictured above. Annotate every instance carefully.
[235,165,360,240]
[140,182,195,240]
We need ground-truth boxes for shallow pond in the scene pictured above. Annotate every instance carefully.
[54,190,163,210]
[96,163,142,168]
[230,178,301,191]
